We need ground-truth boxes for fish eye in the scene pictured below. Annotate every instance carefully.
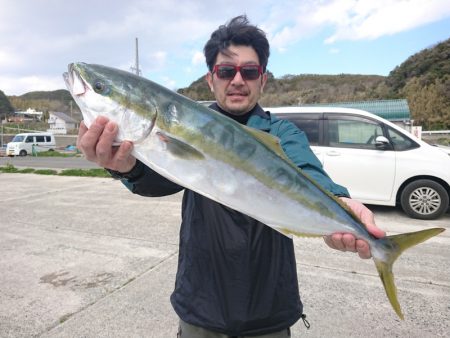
[93,80,110,95]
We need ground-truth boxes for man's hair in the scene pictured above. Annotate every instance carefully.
[204,15,270,72]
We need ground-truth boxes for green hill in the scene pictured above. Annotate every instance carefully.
[386,38,450,129]
[7,90,82,121]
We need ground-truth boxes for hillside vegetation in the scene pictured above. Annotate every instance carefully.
[7,90,82,121]
[2,38,449,129]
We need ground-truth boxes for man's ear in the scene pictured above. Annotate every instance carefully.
[260,72,268,93]
[206,72,214,92]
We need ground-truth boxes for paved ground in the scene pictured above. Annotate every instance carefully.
[0,173,449,338]
[0,156,99,170]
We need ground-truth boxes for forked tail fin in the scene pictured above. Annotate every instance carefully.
[373,227,445,319]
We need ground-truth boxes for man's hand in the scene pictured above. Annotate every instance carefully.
[323,197,386,259]
[77,116,136,173]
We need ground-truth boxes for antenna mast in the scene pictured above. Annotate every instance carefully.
[130,37,142,76]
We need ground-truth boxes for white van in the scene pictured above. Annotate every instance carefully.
[267,106,450,220]
[6,132,56,157]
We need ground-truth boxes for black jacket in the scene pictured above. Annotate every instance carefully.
[122,104,349,336]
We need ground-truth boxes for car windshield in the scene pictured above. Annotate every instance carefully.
[12,135,25,142]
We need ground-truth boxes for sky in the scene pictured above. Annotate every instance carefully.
[0,0,449,96]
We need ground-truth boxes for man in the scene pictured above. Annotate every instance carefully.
[77,15,385,338]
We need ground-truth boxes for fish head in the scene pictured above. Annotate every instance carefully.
[63,62,157,144]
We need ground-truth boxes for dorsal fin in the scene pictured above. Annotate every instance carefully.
[243,125,291,162]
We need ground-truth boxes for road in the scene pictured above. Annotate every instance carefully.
[0,155,100,170]
[0,172,449,337]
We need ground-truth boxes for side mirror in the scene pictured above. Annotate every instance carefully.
[375,136,391,150]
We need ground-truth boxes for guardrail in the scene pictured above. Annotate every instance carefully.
[422,130,450,135]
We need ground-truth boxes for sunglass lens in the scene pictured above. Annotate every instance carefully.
[217,66,237,79]
[241,67,261,80]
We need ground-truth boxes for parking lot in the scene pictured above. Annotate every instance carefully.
[0,172,449,337]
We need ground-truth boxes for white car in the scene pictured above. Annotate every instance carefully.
[6,132,56,156]
[268,106,450,220]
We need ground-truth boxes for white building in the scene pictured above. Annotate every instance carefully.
[47,112,79,135]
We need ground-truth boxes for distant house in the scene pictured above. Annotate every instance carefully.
[11,108,43,121]
[47,112,79,134]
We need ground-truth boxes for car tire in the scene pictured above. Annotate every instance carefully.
[400,179,449,220]
[19,150,27,156]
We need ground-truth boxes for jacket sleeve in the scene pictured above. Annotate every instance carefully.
[120,160,184,197]
[271,118,350,197]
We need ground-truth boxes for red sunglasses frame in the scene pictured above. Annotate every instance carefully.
[212,64,263,80]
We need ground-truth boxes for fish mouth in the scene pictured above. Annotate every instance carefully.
[63,63,89,96]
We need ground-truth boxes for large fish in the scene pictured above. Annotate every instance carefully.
[64,62,444,319]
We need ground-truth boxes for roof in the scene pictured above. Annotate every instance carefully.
[49,111,78,124]
[299,99,411,121]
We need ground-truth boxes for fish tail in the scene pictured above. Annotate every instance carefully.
[373,227,445,320]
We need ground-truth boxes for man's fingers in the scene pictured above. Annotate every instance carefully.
[341,234,356,252]
[109,141,136,172]
[78,117,109,161]
[356,240,371,259]
[325,233,345,251]
[95,121,118,165]
[366,223,386,239]
[76,121,88,149]
[114,141,133,162]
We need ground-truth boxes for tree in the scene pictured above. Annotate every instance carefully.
[0,90,15,121]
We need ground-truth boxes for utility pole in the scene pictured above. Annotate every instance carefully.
[130,37,142,76]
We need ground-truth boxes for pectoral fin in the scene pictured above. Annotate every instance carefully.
[156,132,205,160]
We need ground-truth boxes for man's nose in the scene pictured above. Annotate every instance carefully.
[230,69,245,84]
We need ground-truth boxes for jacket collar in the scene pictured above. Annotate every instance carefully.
[208,102,271,131]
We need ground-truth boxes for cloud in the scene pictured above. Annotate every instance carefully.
[160,76,177,90]
[322,0,450,43]
[266,0,450,49]
[148,51,168,70]
[191,51,205,66]
[0,75,64,96]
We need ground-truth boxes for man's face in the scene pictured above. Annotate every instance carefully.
[206,44,267,115]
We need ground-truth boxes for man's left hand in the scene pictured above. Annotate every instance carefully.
[323,197,386,259]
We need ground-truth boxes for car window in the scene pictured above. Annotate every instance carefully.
[45,136,51,142]
[275,113,321,145]
[12,135,24,142]
[386,126,418,151]
[326,116,384,149]
[35,136,45,142]
[25,136,34,143]
[289,119,320,145]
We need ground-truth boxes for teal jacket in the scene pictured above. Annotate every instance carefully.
[246,106,349,197]
[120,103,349,336]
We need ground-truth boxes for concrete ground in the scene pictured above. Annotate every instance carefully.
[0,173,449,338]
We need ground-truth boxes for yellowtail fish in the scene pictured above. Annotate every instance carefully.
[63,63,445,319]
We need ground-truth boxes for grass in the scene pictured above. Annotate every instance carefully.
[35,150,80,157]
[0,163,112,178]
[58,168,111,177]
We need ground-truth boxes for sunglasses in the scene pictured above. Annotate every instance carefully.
[212,64,263,81]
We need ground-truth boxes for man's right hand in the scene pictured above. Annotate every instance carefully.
[77,116,136,173]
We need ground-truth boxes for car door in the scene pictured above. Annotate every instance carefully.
[321,114,396,202]
[276,113,324,164]
[24,135,35,154]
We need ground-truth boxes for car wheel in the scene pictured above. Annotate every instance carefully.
[400,179,449,220]
[19,150,27,156]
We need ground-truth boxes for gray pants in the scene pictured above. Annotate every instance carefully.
[177,320,291,338]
